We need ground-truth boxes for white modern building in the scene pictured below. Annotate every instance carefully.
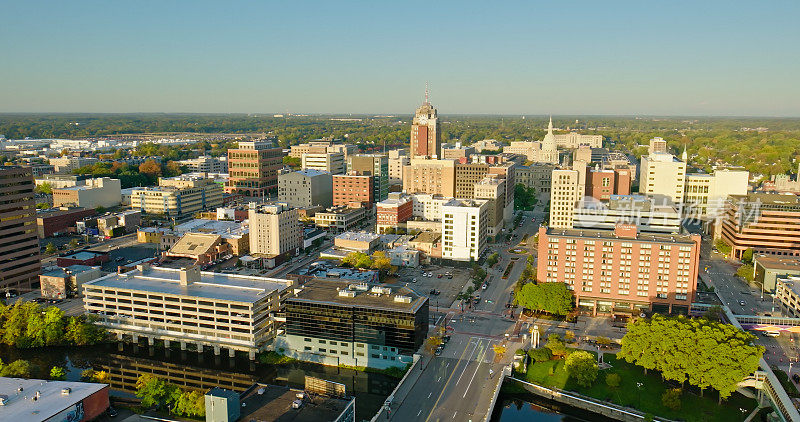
[83,265,294,359]
[177,156,228,173]
[441,198,489,261]
[639,152,687,204]
[684,169,750,219]
[302,152,345,175]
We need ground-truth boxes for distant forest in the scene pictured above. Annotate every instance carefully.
[1,114,799,176]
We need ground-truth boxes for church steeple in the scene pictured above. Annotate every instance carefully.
[547,115,553,134]
[681,144,688,162]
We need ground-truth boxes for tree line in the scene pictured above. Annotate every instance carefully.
[0,301,106,348]
[136,374,206,418]
[618,314,763,402]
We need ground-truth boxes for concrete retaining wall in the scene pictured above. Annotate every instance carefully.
[509,377,677,422]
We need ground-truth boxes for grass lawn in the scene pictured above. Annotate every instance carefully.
[518,352,757,422]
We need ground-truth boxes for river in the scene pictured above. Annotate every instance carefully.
[0,342,396,419]
[491,393,615,422]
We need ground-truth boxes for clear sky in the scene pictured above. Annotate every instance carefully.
[1,0,798,116]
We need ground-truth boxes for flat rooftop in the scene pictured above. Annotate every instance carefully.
[0,377,107,421]
[777,276,800,297]
[61,251,104,260]
[288,278,427,313]
[84,266,293,303]
[546,227,697,245]
[239,384,352,422]
[335,231,379,243]
[755,255,800,271]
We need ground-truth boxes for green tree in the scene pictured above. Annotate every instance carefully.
[741,248,754,264]
[516,282,573,316]
[527,347,553,362]
[714,239,732,256]
[173,390,206,418]
[282,156,302,168]
[619,314,763,401]
[486,253,500,267]
[50,366,67,380]
[564,350,598,388]
[136,374,180,409]
[342,252,372,269]
[545,334,568,358]
[370,251,395,274]
[737,264,754,282]
[45,242,57,254]
[37,202,51,209]
[0,360,32,378]
[35,182,53,194]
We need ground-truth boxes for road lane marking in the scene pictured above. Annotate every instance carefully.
[463,342,492,398]
[417,409,422,417]
[425,337,479,422]
[428,392,432,398]
[455,339,482,385]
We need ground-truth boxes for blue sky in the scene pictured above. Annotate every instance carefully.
[1,1,798,116]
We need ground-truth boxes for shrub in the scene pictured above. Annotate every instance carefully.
[605,372,621,388]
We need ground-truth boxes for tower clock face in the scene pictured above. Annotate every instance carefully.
[418,117,428,124]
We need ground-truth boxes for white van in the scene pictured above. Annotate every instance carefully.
[764,331,780,337]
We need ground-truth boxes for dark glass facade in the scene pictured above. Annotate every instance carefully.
[285,299,429,354]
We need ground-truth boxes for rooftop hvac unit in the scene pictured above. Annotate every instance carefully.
[61,388,71,395]
[394,295,412,303]
[370,286,392,295]
[338,290,357,298]
[349,283,369,291]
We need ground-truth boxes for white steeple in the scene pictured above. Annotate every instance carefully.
[681,144,688,162]
[547,115,553,134]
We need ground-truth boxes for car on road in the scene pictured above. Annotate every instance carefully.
[434,348,442,356]
[481,284,487,290]
[429,289,441,295]
[739,300,746,306]
[442,335,450,344]
[764,331,780,337]
[107,406,118,417]
[437,274,443,278]
[411,278,417,283]
[793,374,800,384]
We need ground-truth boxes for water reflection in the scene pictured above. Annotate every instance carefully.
[0,342,396,418]
[492,395,614,422]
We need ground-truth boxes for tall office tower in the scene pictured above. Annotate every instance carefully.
[539,117,559,164]
[248,203,301,257]
[549,165,586,229]
[441,199,489,261]
[0,166,41,291]
[639,152,687,204]
[410,89,441,158]
[347,154,389,201]
[226,140,284,197]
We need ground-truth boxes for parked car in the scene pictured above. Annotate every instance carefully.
[793,374,800,384]
[481,284,487,290]
[437,274,443,279]
[739,300,746,306]
[411,278,417,283]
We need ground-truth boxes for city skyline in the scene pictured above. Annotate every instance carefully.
[1,1,799,116]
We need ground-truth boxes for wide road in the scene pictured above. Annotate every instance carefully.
[387,203,547,421]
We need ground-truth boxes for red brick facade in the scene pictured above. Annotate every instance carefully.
[333,174,374,207]
[537,224,700,316]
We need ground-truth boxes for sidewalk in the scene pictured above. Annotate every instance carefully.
[371,354,430,421]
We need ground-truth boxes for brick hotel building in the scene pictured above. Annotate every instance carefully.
[537,224,701,316]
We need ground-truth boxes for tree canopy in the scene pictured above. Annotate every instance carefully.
[565,350,598,388]
[0,301,106,348]
[618,314,763,401]
[516,282,574,316]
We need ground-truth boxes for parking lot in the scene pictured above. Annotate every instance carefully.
[390,265,473,310]
[100,244,159,271]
